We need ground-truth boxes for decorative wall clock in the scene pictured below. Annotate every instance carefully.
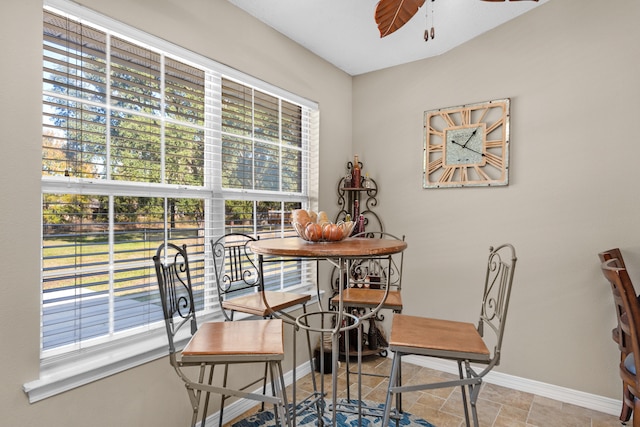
[423,98,510,188]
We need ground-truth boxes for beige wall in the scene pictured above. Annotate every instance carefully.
[0,0,350,426]
[352,0,640,400]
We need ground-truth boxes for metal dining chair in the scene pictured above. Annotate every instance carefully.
[381,243,517,427]
[211,233,320,424]
[153,242,290,427]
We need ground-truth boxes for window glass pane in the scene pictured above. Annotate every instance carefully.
[111,197,205,332]
[256,201,282,236]
[221,135,253,189]
[110,36,161,114]
[43,10,109,179]
[224,200,254,234]
[254,141,279,191]
[254,90,279,143]
[165,122,204,186]
[42,99,108,179]
[43,10,108,102]
[282,100,302,147]
[221,79,252,137]
[165,58,205,126]
[282,146,302,193]
[109,110,161,182]
[112,197,164,333]
[42,194,206,351]
[42,193,111,350]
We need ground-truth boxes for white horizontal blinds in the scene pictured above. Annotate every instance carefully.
[282,100,304,193]
[109,36,163,183]
[42,10,108,179]
[253,90,280,191]
[42,193,111,350]
[220,77,312,292]
[110,196,166,339]
[221,78,306,194]
[165,58,206,186]
[41,5,316,358]
[41,9,207,355]
[221,79,253,189]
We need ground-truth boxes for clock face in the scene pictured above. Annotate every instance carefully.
[424,98,510,188]
[445,125,485,166]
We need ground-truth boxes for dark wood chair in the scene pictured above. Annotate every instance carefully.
[598,248,634,423]
[381,244,517,427]
[153,243,290,427]
[600,258,640,427]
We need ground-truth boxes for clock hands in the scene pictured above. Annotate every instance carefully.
[460,129,477,148]
[451,139,484,156]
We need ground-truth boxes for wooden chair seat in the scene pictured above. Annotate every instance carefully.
[182,319,284,362]
[389,314,490,362]
[330,288,402,311]
[221,291,311,318]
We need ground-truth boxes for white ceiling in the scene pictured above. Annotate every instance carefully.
[227,0,549,76]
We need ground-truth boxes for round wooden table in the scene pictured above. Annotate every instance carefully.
[248,236,407,259]
[249,236,408,426]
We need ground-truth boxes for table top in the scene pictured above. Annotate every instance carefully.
[249,237,407,258]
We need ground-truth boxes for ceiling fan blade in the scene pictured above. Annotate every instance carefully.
[375,0,426,38]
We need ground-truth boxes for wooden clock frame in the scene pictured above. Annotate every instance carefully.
[423,98,510,188]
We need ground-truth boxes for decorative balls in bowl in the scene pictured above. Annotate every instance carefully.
[291,209,355,242]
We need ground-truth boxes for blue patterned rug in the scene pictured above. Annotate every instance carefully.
[231,400,435,427]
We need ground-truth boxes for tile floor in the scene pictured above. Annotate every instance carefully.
[227,356,625,427]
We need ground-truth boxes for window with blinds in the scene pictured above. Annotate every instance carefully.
[41,6,317,359]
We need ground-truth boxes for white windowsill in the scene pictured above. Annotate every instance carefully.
[24,290,322,403]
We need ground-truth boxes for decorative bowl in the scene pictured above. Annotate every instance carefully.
[293,221,355,242]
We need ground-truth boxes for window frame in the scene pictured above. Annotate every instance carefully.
[25,0,319,403]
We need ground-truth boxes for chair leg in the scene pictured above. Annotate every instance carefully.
[201,365,215,427]
[357,322,364,426]
[218,363,229,427]
[469,382,481,427]
[345,318,352,402]
[382,352,402,427]
[194,364,209,427]
[186,384,199,427]
[457,361,472,427]
[621,382,634,422]
[396,356,402,415]
[621,400,633,423]
[291,322,297,426]
[633,395,640,427]
[270,363,281,426]
[301,307,321,419]
[261,362,268,411]
[464,361,483,427]
[270,360,291,427]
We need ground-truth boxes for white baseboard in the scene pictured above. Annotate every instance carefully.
[402,355,622,417]
[202,356,623,426]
